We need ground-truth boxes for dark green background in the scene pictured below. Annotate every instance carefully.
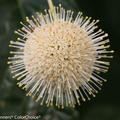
[0,0,120,120]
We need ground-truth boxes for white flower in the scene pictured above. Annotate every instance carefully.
[8,0,113,108]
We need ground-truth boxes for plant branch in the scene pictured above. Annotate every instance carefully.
[17,0,26,20]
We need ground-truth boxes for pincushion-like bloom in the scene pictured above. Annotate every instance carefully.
[8,0,113,108]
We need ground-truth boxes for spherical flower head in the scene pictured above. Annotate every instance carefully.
[8,1,113,108]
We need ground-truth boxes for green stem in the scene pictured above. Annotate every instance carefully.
[17,0,26,20]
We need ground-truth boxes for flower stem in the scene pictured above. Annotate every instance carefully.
[47,0,56,20]
[17,0,26,20]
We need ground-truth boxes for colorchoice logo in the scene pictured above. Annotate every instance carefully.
[0,115,41,119]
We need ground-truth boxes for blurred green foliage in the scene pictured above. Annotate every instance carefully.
[0,0,120,120]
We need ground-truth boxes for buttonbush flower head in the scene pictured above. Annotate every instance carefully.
[8,0,113,108]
